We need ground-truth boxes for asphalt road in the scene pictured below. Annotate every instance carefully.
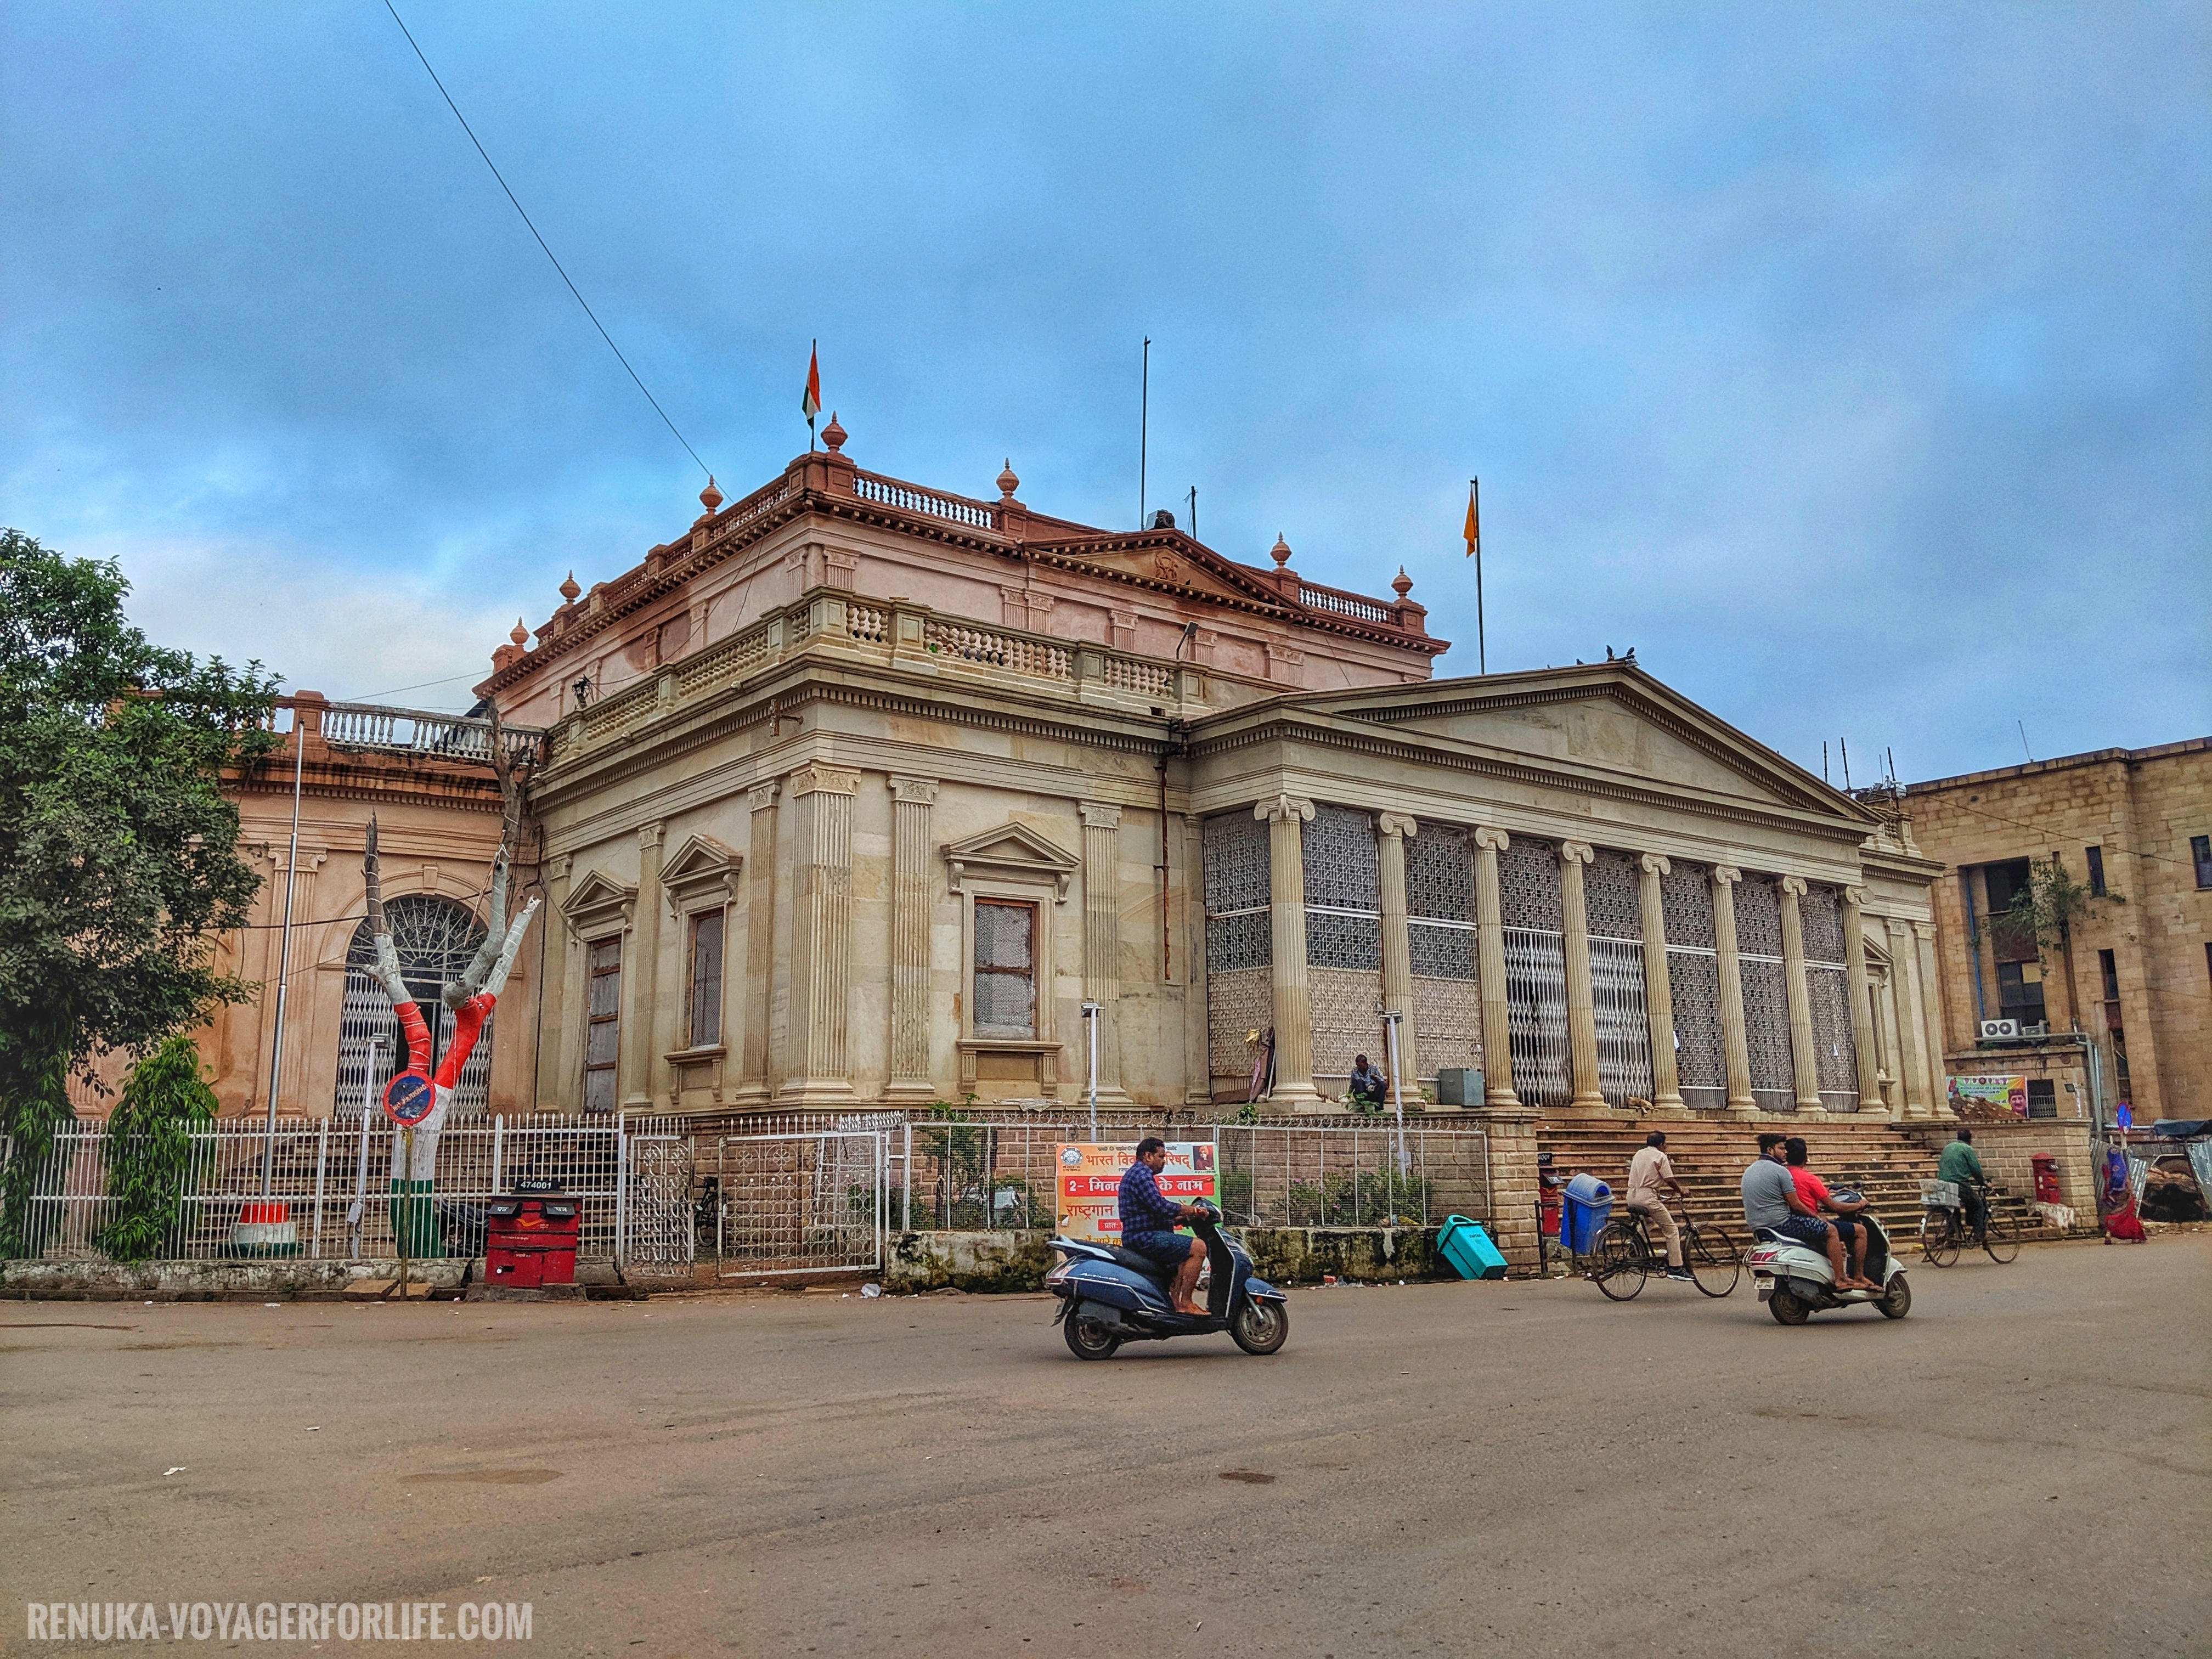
[4,1234,2206,1658]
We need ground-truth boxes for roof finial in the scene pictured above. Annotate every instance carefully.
[698,475,724,517]
[1391,566,1412,599]
[559,571,582,603]
[821,410,847,453]
[510,617,529,646]
[997,458,1020,500]
[1269,533,1293,569]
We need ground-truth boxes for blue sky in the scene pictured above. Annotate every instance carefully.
[4,2,2206,781]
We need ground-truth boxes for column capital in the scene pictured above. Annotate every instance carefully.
[1376,811,1419,839]
[1843,884,1867,909]
[888,776,940,805]
[637,822,665,850]
[1639,853,1672,877]
[746,779,782,813]
[1911,921,1935,941]
[1712,864,1742,886]
[1559,840,1595,866]
[1256,793,1314,825]
[1779,875,1809,898]
[788,763,860,798]
[1079,802,1124,828]
[1885,916,1914,938]
[1474,825,1511,854]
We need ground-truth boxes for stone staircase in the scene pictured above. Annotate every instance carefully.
[1535,1116,2055,1249]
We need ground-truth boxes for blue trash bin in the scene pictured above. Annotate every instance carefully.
[1560,1172,1612,1254]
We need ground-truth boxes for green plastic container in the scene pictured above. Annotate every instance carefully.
[1436,1214,1508,1280]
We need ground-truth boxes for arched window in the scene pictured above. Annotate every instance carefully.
[333,895,494,1119]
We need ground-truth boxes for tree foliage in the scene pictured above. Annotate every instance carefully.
[0,529,279,1254]
[97,1036,219,1261]
[1996,855,2124,958]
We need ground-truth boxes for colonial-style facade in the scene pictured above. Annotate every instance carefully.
[478,420,1949,1124]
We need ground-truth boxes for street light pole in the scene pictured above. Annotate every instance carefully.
[1082,1001,1102,1141]
[261,706,307,1196]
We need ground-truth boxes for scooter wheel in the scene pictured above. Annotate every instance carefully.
[1231,1299,1289,1356]
[1876,1274,1911,1319]
[1063,1313,1121,1361]
[1767,1288,1811,1326]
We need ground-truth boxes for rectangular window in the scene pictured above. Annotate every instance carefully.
[1981,859,2036,962]
[2025,1078,2056,1119]
[686,911,724,1048]
[584,936,622,1111]
[2193,834,2212,889]
[972,900,1037,1039]
[2085,845,2105,897]
[1994,959,2045,1026]
[2099,947,2120,1002]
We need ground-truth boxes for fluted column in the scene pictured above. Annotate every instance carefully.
[1558,840,1607,1111]
[885,777,938,1101]
[1637,854,1686,1115]
[1712,865,1757,1116]
[1841,885,1883,1118]
[624,822,665,1111]
[1258,794,1322,1108]
[735,781,779,1103]
[1079,803,1126,1101]
[784,764,857,1101]
[1376,813,1418,1093]
[1778,877,1824,1113]
[1915,922,1954,1119]
[1472,827,1521,1111]
[1888,917,1932,1119]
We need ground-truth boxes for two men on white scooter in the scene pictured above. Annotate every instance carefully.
[1784,1136,1878,1289]
[1740,1133,1857,1289]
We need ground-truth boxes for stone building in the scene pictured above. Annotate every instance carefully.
[1900,737,2211,1124]
[475,418,1949,1129]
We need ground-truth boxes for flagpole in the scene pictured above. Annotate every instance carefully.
[1139,337,1150,529]
[808,338,817,452]
[1472,478,1486,675]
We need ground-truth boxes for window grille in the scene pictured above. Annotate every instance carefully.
[1660,859,1716,950]
[1808,964,1858,1109]
[335,896,492,1120]
[1203,811,1273,1086]
[1503,927,1569,1108]
[1498,838,1564,930]
[1203,811,1272,917]
[1590,935,1653,1103]
[1798,883,1847,965]
[1667,946,1726,1110]
[1584,849,1645,941]
[1310,964,1385,1086]
[1735,874,1785,957]
[973,900,1038,1039]
[1406,825,1475,922]
[1740,955,1796,1111]
[1302,804,1380,910]
[1406,824,1478,1075]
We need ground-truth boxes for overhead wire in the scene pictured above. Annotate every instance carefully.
[382,1,711,479]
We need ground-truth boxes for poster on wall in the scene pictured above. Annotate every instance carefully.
[1948,1074,2028,1115]
[1054,1142,1217,1244]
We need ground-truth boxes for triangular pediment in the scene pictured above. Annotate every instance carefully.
[941,821,1080,901]
[560,869,637,934]
[1285,666,1872,821]
[1027,530,1293,612]
[662,833,742,894]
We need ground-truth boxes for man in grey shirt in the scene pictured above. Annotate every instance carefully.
[1742,1133,1852,1286]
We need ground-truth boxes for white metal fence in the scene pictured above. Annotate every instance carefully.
[708,1132,889,1278]
[4,1114,684,1267]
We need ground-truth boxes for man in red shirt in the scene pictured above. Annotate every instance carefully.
[1784,1136,1875,1289]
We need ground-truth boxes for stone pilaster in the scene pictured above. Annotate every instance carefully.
[1558,841,1607,1111]
[1889,916,1932,1119]
[1079,802,1126,1101]
[735,781,779,1103]
[1637,854,1687,1115]
[1376,813,1418,1093]
[1257,794,1322,1109]
[624,822,664,1111]
[1472,827,1523,1113]
[783,764,858,1102]
[1842,886,1884,1118]
[1712,865,1757,1116]
[885,777,938,1101]
[1915,922,1954,1119]
[1181,814,1213,1105]
[1778,876,1824,1113]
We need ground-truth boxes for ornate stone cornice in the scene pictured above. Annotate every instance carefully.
[1079,802,1124,828]
[787,763,860,798]
[888,776,941,805]
[746,780,781,812]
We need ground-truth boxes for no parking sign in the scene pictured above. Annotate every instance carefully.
[382,1070,436,1127]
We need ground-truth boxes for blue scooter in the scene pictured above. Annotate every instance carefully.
[1046,1200,1291,1360]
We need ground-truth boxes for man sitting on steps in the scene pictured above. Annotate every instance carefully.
[1741,1132,1854,1289]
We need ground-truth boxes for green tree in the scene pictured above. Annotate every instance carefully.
[0,531,279,1256]
[97,1036,219,1261]
[1999,856,2124,957]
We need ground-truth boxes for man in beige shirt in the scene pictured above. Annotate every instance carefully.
[1626,1131,1694,1282]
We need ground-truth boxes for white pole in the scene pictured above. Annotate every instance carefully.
[347,1034,383,1262]
[261,712,307,1195]
[1384,1010,1409,1188]
[1082,1001,1102,1141]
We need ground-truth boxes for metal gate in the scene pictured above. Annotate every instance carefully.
[622,1131,696,1274]
[713,1132,887,1278]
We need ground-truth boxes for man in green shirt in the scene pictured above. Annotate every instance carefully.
[1936,1128,1988,1242]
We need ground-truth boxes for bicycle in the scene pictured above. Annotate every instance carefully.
[1589,1207,1742,1301]
[1918,1182,2019,1267]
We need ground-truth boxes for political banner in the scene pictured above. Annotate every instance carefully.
[1054,1141,1217,1244]
[1947,1074,2027,1115]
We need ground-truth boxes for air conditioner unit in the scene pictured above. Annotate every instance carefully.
[2021,1022,2049,1039]
[1980,1019,2021,1041]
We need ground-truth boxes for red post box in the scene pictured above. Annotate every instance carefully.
[486,1194,580,1288]
[2030,1154,2061,1206]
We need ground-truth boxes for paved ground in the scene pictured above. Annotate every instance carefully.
[3,1234,2207,1658]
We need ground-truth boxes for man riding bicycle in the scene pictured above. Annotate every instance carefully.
[1625,1131,1695,1283]
[1936,1127,1989,1243]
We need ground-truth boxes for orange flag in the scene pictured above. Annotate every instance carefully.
[803,342,822,422]
[1463,479,1479,556]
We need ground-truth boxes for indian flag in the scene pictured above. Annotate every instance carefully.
[803,342,821,422]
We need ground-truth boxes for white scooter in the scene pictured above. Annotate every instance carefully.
[1745,1201,1912,1325]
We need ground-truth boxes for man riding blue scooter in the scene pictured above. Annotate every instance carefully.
[1119,1136,1206,1314]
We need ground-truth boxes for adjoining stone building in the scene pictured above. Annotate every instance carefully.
[1900,737,2211,1124]
[475,417,1949,1135]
